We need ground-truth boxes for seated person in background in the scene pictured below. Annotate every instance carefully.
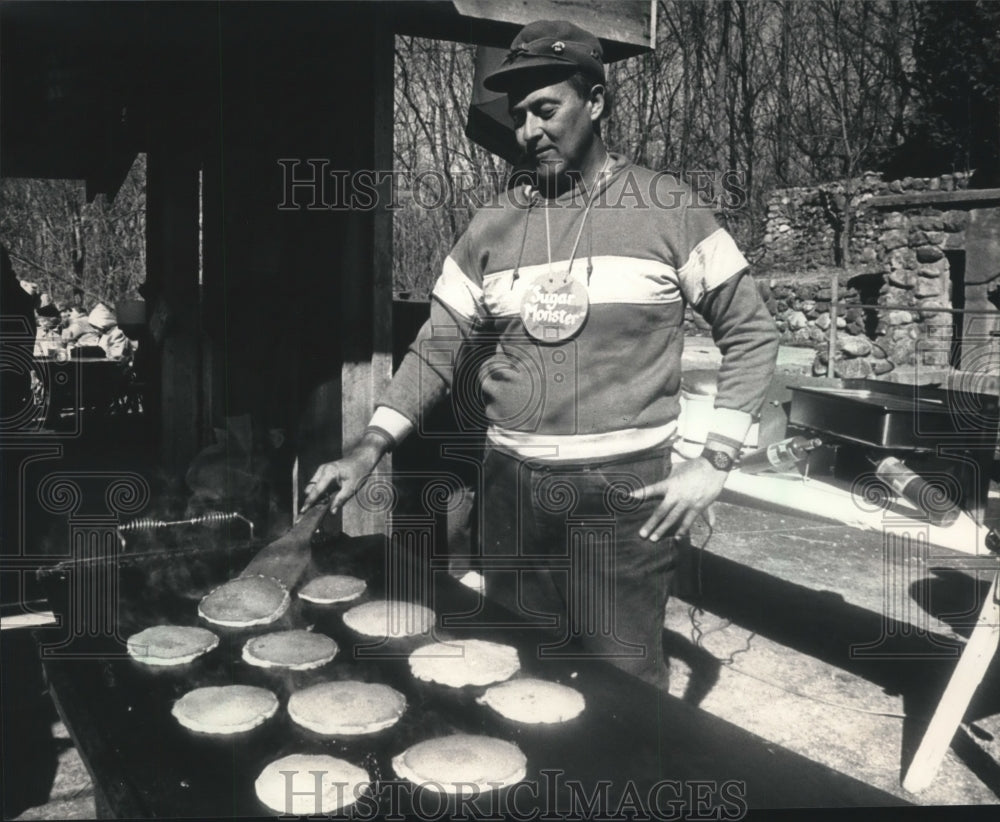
[60,306,76,328]
[99,327,132,360]
[89,302,133,360]
[62,309,101,348]
[33,304,64,356]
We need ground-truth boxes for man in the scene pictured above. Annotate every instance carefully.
[304,20,778,688]
[33,303,64,357]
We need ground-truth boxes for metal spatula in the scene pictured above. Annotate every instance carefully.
[238,502,331,590]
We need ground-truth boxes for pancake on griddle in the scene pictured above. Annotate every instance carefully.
[242,629,338,670]
[288,680,406,735]
[298,574,367,604]
[255,753,369,815]
[126,625,219,666]
[171,684,278,734]
[342,599,435,638]
[477,677,585,723]
[392,734,526,795]
[408,639,520,688]
[197,575,290,628]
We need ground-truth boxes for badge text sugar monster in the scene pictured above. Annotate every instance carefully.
[520,276,589,342]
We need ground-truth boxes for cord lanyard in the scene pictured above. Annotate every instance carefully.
[520,158,610,343]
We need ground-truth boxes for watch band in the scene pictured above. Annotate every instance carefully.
[362,425,397,450]
[701,446,736,472]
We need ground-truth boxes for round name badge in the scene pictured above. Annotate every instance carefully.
[520,273,590,343]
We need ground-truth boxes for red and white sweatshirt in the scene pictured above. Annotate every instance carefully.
[372,155,779,463]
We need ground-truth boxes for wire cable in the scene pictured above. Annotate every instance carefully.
[681,511,907,720]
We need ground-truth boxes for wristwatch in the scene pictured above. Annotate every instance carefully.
[700,447,736,472]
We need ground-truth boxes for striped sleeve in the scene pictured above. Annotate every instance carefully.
[677,229,750,306]
[377,253,481,431]
[431,255,483,321]
[697,271,780,448]
[368,406,414,444]
[658,177,749,305]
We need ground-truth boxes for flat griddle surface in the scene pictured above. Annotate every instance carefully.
[38,534,906,817]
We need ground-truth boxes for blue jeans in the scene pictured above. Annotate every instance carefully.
[480,446,677,689]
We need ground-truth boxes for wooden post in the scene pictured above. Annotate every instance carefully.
[340,18,395,536]
[962,208,1000,372]
[145,149,202,479]
[827,270,838,377]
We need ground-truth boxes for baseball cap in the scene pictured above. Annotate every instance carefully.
[483,20,604,93]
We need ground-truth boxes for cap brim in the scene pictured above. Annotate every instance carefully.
[482,59,579,93]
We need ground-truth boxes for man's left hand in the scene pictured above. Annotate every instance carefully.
[631,457,728,541]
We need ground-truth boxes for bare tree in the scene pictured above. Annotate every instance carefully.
[1,153,147,308]
[393,36,510,298]
[391,3,923,279]
[788,0,916,264]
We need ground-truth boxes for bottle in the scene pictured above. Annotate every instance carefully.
[873,455,961,527]
[738,436,823,474]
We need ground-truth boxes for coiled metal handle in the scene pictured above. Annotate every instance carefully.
[117,511,255,549]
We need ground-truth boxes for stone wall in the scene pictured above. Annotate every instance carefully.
[748,172,976,377]
[762,172,971,270]
[876,207,968,370]
[763,272,887,378]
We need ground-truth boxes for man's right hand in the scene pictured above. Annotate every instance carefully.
[300,432,391,516]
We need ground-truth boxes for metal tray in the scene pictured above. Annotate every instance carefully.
[789,380,998,449]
